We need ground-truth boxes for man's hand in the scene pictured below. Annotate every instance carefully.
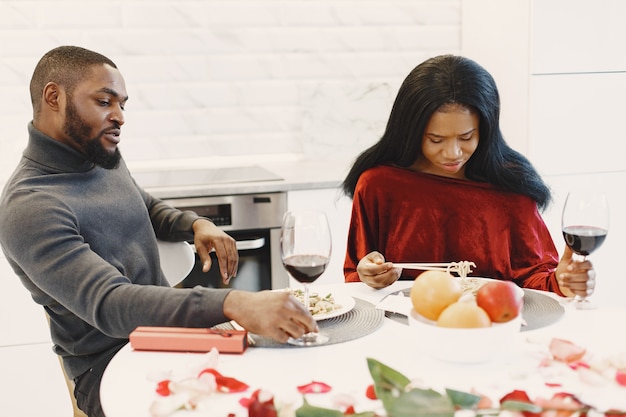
[223,290,318,343]
[192,219,238,284]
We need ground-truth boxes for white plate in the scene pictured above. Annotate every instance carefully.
[275,288,356,321]
[312,292,356,321]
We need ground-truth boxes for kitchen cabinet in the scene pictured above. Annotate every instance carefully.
[531,0,626,74]
[461,0,626,307]
[529,71,626,176]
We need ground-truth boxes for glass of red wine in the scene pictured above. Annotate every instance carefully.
[561,191,609,308]
[280,210,331,346]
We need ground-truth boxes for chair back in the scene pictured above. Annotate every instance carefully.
[156,240,195,287]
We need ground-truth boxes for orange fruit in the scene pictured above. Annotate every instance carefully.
[410,270,462,321]
[436,301,492,328]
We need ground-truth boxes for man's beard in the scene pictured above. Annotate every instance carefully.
[63,101,122,170]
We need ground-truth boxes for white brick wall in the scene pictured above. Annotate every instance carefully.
[0,0,462,184]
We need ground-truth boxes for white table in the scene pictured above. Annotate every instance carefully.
[100,282,626,416]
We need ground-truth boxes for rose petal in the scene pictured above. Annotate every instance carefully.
[549,338,586,363]
[198,368,249,393]
[240,389,274,409]
[246,389,277,417]
[568,360,590,370]
[297,381,332,394]
[156,380,171,396]
[616,369,626,387]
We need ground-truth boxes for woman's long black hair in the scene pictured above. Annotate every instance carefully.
[341,54,552,211]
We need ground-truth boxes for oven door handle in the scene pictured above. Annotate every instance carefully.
[200,237,266,253]
[234,237,265,251]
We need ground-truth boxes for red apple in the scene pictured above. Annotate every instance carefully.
[475,281,523,323]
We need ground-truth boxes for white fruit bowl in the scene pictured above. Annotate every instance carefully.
[407,308,522,363]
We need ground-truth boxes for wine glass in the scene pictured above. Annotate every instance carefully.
[561,191,609,308]
[280,210,331,346]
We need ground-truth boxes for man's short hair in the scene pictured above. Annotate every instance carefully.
[30,46,117,117]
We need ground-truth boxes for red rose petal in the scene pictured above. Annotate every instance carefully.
[500,389,532,403]
[240,389,274,409]
[247,389,277,417]
[198,368,249,393]
[155,380,171,396]
[500,390,541,417]
[297,381,332,394]
[365,384,377,400]
[239,396,252,408]
[616,370,626,387]
[569,360,590,370]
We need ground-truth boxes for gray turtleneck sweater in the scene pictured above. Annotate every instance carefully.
[0,123,231,379]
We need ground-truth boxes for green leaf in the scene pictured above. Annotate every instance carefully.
[367,358,411,389]
[366,358,412,411]
[388,388,455,417]
[501,400,543,413]
[295,397,344,417]
[445,388,482,409]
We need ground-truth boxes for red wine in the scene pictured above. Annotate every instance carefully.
[283,254,329,283]
[562,226,608,256]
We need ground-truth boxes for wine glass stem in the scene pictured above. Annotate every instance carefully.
[303,284,310,315]
[573,255,588,303]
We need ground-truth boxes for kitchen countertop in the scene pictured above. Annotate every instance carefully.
[128,157,353,199]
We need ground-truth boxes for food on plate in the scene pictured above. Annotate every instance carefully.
[476,280,523,323]
[410,270,462,321]
[436,301,491,328]
[289,288,342,316]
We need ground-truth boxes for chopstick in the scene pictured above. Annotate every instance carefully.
[393,263,456,271]
[393,261,476,278]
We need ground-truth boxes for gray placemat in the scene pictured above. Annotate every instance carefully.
[521,289,565,331]
[385,288,565,332]
[216,298,384,348]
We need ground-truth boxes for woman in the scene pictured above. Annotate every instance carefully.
[342,54,594,298]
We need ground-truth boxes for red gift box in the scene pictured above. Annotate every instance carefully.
[129,326,248,354]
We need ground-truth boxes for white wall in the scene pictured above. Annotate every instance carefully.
[0,0,463,187]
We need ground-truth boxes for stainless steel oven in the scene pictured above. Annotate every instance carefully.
[162,192,288,291]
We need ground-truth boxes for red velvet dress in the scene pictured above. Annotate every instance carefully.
[344,165,563,294]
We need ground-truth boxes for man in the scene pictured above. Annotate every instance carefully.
[0,46,317,417]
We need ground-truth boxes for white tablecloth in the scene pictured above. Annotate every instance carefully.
[100,282,626,416]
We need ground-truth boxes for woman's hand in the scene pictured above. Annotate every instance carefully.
[556,245,596,298]
[357,251,401,289]
[192,219,238,284]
